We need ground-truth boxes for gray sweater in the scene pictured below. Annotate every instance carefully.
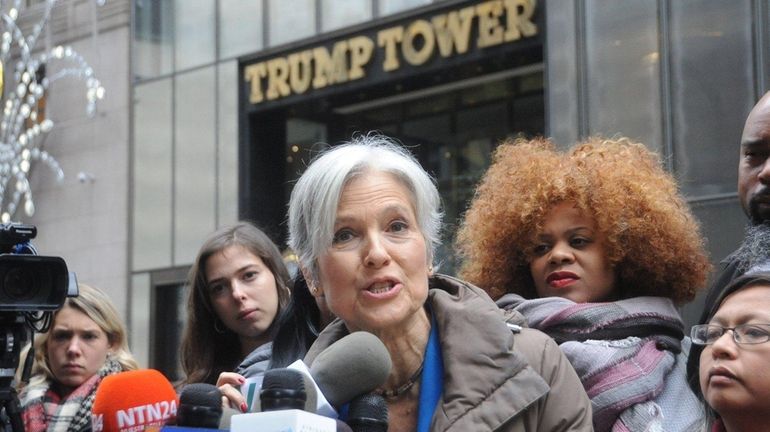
[235,341,273,379]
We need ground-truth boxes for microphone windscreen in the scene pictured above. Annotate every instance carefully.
[92,369,178,432]
[347,393,388,432]
[310,332,392,408]
[177,383,222,428]
[260,368,306,411]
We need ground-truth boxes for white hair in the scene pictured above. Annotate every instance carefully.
[288,134,442,284]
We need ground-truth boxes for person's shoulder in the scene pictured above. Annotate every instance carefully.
[429,273,502,309]
[18,378,48,407]
[504,328,594,431]
[509,327,564,372]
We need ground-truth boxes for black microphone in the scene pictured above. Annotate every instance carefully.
[176,383,223,429]
[260,368,306,411]
[347,393,388,432]
[230,368,336,432]
[230,333,392,432]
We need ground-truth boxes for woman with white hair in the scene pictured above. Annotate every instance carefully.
[289,134,591,431]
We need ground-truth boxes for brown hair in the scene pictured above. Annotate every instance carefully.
[180,221,291,385]
[456,136,711,304]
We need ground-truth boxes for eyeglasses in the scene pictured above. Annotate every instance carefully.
[691,323,770,345]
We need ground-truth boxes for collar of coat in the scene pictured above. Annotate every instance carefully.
[305,274,549,431]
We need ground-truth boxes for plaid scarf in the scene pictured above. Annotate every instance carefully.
[497,294,690,432]
[20,357,123,432]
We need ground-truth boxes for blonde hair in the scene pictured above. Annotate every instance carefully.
[26,284,138,387]
[456,136,711,304]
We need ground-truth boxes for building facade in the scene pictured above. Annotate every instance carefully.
[21,0,768,378]
[22,0,132,325]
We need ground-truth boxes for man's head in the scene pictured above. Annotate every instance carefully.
[739,91,770,225]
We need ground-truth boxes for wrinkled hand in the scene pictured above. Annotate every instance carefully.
[216,372,247,413]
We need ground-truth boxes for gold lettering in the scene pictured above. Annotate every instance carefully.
[476,0,504,48]
[378,26,404,72]
[348,36,374,81]
[288,51,313,94]
[312,41,349,89]
[431,6,475,57]
[244,63,267,103]
[265,57,291,100]
[503,0,538,41]
[402,19,435,66]
[245,0,540,105]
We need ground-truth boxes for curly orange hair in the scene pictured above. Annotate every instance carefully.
[455,136,711,304]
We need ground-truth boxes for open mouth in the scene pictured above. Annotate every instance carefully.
[367,281,395,294]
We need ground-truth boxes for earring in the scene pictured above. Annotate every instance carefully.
[428,265,434,274]
[214,320,226,334]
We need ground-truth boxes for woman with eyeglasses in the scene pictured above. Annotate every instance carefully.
[688,272,770,432]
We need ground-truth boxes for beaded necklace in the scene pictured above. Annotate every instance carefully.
[376,361,424,400]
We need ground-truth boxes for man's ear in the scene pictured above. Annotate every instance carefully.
[300,266,324,298]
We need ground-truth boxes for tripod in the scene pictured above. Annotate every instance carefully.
[0,320,29,432]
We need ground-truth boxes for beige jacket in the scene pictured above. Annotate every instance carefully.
[305,274,593,431]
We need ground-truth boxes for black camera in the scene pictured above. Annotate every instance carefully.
[0,223,73,311]
[0,223,75,432]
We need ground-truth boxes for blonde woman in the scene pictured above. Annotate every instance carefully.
[19,284,138,432]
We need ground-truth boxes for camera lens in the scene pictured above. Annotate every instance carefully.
[3,266,39,301]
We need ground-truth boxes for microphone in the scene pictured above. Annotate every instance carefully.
[347,393,388,432]
[91,369,178,432]
[229,332,391,432]
[260,368,306,411]
[230,368,336,432]
[176,383,223,428]
[266,368,353,432]
[310,331,392,409]
[219,369,319,429]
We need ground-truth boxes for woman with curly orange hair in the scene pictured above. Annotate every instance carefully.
[456,136,712,432]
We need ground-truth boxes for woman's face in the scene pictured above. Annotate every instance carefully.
[313,171,430,333]
[47,306,113,394]
[206,244,280,353]
[699,284,770,419]
[528,202,615,303]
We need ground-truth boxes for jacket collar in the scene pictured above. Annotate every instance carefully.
[427,274,549,431]
[303,274,550,431]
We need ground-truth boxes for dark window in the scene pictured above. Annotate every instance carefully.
[152,283,186,383]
